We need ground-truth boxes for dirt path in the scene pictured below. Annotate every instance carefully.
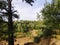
[14,37,33,45]
[0,37,60,45]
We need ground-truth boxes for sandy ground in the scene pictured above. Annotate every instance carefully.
[0,37,60,45]
[0,30,60,45]
[14,37,34,45]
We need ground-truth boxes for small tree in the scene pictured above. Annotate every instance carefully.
[40,0,60,45]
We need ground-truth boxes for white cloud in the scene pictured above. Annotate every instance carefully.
[12,0,51,21]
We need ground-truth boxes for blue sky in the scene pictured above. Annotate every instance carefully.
[12,0,52,21]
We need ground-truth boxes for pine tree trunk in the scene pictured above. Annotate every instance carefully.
[7,0,14,45]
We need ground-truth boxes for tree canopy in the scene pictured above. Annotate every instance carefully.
[41,0,60,29]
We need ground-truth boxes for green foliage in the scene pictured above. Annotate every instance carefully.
[40,0,60,39]
[13,20,44,33]
[0,21,8,40]
[41,0,60,30]
[42,28,53,38]
[12,20,45,38]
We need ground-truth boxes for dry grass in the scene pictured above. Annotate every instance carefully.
[0,30,60,45]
